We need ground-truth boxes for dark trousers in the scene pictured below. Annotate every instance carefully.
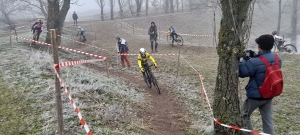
[171,33,178,43]
[33,29,42,41]
[74,19,77,25]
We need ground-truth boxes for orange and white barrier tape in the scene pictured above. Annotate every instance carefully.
[56,59,106,68]
[180,55,271,135]
[10,35,107,60]
[54,65,93,135]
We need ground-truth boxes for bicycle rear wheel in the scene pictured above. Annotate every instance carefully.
[176,35,183,46]
[143,71,152,88]
[150,72,161,94]
[283,44,297,54]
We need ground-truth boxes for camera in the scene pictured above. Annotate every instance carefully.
[242,50,256,61]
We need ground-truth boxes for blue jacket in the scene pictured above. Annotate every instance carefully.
[239,51,282,99]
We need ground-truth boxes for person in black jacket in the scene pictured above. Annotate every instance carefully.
[31,19,43,41]
[148,22,158,53]
[72,11,78,26]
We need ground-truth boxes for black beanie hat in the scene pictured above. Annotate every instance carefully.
[255,34,274,50]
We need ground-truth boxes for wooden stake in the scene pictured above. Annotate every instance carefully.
[14,24,18,42]
[50,29,64,134]
[133,24,134,35]
[10,25,12,45]
[106,58,110,78]
[199,77,205,111]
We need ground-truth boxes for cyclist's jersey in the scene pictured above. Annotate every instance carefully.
[138,52,156,69]
[32,22,43,30]
[78,28,85,35]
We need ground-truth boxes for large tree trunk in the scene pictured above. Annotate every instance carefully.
[135,0,143,16]
[165,0,169,13]
[170,0,174,13]
[46,0,70,44]
[277,0,282,35]
[101,0,105,21]
[146,0,149,15]
[110,0,114,20]
[213,0,253,134]
[291,0,298,41]
[118,0,123,18]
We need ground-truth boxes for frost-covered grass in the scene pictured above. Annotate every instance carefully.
[0,42,153,134]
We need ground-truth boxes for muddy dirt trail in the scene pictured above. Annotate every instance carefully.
[37,20,192,135]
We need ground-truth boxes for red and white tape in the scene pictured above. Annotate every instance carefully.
[10,35,107,60]
[56,59,106,68]
[54,65,92,135]
[119,53,179,56]
[180,55,271,135]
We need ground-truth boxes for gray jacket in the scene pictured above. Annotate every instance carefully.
[148,26,157,42]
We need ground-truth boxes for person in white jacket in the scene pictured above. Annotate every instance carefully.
[115,34,130,68]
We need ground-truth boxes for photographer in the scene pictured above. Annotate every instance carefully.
[239,34,282,135]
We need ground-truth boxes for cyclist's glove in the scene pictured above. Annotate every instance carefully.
[141,68,145,72]
[153,63,157,68]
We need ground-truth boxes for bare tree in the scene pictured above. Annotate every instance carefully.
[213,0,256,134]
[135,0,143,16]
[0,0,28,26]
[176,0,179,11]
[95,0,105,21]
[128,0,135,16]
[46,0,70,43]
[110,0,115,20]
[146,0,149,15]
[188,0,192,11]
[118,0,124,18]
[165,0,169,13]
[170,0,174,13]
[22,0,48,19]
[291,0,298,41]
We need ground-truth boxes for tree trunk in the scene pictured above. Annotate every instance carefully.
[165,0,169,13]
[135,0,143,16]
[181,0,183,12]
[170,0,174,13]
[110,0,114,20]
[46,0,70,44]
[291,0,298,41]
[213,0,253,134]
[277,0,281,35]
[188,0,192,11]
[176,0,179,11]
[146,0,149,15]
[101,0,104,21]
[118,0,123,18]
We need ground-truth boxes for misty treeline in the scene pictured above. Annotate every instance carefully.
[94,0,216,20]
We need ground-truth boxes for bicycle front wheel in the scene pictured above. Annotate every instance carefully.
[151,73,161,94]
[144,71,152,88]
[176,35,183,46]
[167,35,173,45]
[283,44,297,54]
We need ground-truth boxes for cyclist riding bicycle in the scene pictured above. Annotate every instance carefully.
[167,26,178,44]
[138,48,157,77]
[271,31,284,45]
[31,19,44,41]
[77,26,86,42]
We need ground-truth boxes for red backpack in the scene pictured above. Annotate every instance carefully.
[258,54,283,98]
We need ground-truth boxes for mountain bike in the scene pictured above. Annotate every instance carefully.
[30,30,38,46]
[78,35,86,43]
[143,64,161,94]
[272,37,297,53]
[167,33,183,46]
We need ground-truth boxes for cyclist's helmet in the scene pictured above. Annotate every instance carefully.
[39,19,43,24]
[139,48,146,57]
[272,31,277,36]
